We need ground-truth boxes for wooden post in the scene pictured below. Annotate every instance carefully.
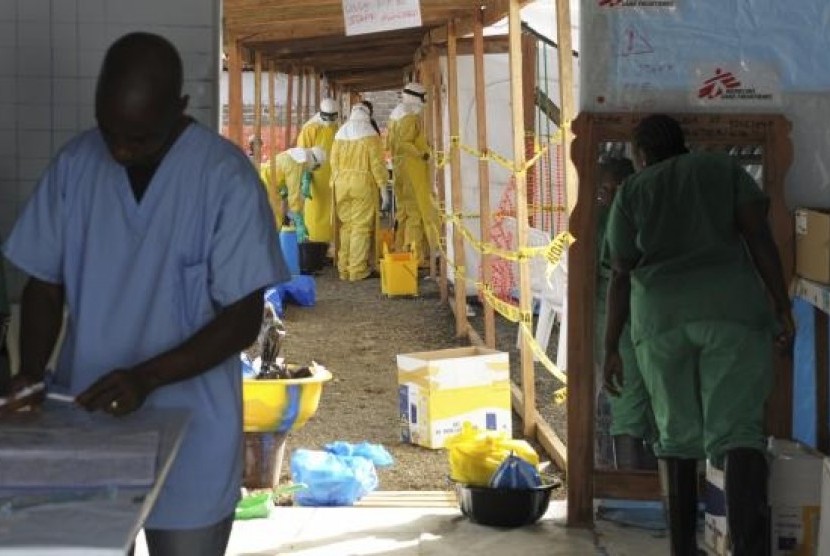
[474,8,496,349]
[268,61,277,163]
[296,68,305,140]
[421,60,437,281]
[284,71,294,152]
[521,34,537,226]
[508,0,536,437]
[315,72,322,106]
[431,51,449,304]
[305,69,313,119]
[252,51,263,164]
[447,20,468,339]
[227,38,244,149]
[556,0,578,215]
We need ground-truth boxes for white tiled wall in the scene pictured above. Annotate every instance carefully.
[0,0,221,298]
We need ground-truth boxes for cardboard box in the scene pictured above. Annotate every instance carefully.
[816,458,830,556]
[704,462,731,556]
[796,208,830,285]
[769,438,823,555]
[396,347,511,449]
[794,278,830,315]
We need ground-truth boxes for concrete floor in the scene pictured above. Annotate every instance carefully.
[138,500,671,555]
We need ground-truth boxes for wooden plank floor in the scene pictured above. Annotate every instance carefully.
[355,490,458,508]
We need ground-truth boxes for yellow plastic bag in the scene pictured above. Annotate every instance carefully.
[445,422,540,486]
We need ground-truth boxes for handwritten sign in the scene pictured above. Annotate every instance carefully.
[342,0,422,36]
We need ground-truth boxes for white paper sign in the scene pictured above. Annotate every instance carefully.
[342,0,422,36]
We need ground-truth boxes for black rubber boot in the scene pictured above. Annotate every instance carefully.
[658,458,700,556]
[724,448,770,556]
[613,434,650,470]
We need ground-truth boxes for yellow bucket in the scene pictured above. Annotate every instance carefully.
[242,365,333,433]
[380,245,418,297]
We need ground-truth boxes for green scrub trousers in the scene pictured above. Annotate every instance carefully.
[635,320,773,463]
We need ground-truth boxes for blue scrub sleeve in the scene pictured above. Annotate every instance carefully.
[605,191,640,266]
[209,164,291,308]
[4,159,64,284]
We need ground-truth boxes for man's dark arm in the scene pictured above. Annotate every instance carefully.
[604,261,633,355]
[76,288,265,413]
[736,202,794,352]
[603,260,633,396]
[736,202,790,312]
[19,277,65,384]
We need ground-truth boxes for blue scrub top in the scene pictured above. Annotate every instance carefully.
[4,122,290,529]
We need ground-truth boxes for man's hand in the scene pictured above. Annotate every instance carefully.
[75,369,153,416]
[603,350,624,397]
[0,374,45,414]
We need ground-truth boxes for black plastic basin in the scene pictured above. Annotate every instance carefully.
[453,479,559,528]
[299,241,328,275]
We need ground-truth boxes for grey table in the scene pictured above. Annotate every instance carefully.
[0,403,189,555]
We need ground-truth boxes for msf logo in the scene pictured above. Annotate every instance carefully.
[698,68,741,99]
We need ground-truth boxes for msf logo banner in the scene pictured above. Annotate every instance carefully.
[692,65,780,106]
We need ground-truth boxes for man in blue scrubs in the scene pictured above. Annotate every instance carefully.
[4,32,289,555]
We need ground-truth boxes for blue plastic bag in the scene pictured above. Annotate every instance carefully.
[489,452,541,489]
[325,441,394,468]
[277,275,316,308]
[264,287,285,317]
[290,449,378,506]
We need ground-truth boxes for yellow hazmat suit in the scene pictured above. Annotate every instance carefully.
[386,102,438,259]
[259,148,314,239]
[297,114,336,242]
[331,106,388,281]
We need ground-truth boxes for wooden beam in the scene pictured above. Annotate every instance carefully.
[431,50,449,305]
[594,470,661,501]
[511,383,567,472]
[284,70,294,151]
[296,67,304,138]
[307,69,314,119]
[556,0,578,215]
[473,8,496,349]
[567,113,597,529]
[435,35,510,56]
[228,38,244,149]
[268,61,277,156]
[315,72,321,106]
[421,59,437,281]
[522,34,536,134]
[447,20,468,339]
[507,0,535,439]
[253,51,263,164]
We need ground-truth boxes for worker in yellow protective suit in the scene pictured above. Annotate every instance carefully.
[297,98,338,243]
[259,146,326,242]
[386,82,438,263]
[330,104,388,281]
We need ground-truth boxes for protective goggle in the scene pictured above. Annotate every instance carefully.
[320,111,338,122]
[402,88,426,103]
[309,152,322,171]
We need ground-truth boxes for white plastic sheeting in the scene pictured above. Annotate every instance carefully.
[580,0,830,208]
[440,1,581,293]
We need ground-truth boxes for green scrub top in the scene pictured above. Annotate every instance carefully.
[606,151,775,344]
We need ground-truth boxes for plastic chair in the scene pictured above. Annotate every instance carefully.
[499,217,568,372]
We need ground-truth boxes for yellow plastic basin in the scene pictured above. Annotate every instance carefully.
[242,365,332,433]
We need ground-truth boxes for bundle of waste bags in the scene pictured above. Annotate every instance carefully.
[445,422,541,488]
[290,442,394,506]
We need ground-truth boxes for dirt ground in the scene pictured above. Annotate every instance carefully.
[268,264,566,495]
